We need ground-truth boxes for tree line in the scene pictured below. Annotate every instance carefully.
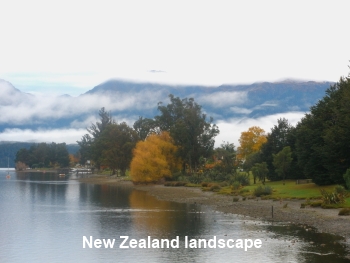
[15,142,70,169]
[241,73,350,186]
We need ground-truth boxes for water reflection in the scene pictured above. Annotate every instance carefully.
[129,190,198,236]
[0,171,349,263]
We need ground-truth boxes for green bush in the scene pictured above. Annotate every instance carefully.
[188,175,204,184]
[253,185,273,197]
[231,181,241,190]
[203,170,230,182]
[219,181,229,187]
[239,188,250,194]
[343,168,350,190]
[320,188,345,205]
[334,185,348,196]
[233,173,250,186]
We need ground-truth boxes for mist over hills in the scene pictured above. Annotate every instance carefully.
[86,78,331,119]
[0,78,333,130]
[0,78,333,166]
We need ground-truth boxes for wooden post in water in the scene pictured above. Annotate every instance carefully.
[272,205,274,218]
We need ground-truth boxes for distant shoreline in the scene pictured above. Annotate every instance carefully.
[81,175,350,241]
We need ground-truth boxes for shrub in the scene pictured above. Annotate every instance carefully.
[309,201,323,207]
[171,171,185,181]
[343,168,350,190]
[230,173,250,186]
[201,182,208,187]
[231,181,241,190]
[209,184,221,192]
[15,161,28,171]
[188,175,204,184]
[253,185,273,197]
[334,185,348,196]
[202,170,229,182]
[320,187,346,205]
[338,208,350,216]
[239,188,250,194]
[219,181,229,187]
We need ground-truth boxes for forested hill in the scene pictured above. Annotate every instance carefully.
[0,142,79,168]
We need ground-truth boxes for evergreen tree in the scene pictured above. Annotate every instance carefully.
[295,74,350,185]
[260,118,302,180]
[273,146,293,185]
[155,95,219,173]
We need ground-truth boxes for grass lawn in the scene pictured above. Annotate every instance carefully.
[242,180,336,199]
[215,173,350,207]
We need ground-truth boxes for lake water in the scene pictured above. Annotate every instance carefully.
[0,170,349,263]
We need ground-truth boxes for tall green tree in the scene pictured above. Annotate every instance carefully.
[155,94,219,172]
[295,74,350,185]
[251,162,269,185]
[214,141,236,174]
[77,107,114,168]
[273,146,293,185]
[243,152,262,184]
[260,118,301,180]
[133,116,158,140]
[95,122,139,175]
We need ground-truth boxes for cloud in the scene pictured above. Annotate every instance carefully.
[0,81,165,126]
[0,128,86,144]
[0,111,307,148]
[148,70,166,73]
[198,91,248,107]
[215,111,306,148]
[229,106,253,115]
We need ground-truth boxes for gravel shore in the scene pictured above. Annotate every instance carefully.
[79,176,350,240]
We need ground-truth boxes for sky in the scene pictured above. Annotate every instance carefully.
[0,0,350,147]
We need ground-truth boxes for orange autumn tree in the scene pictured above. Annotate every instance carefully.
[130,131,181,183]
[237,126,267,163]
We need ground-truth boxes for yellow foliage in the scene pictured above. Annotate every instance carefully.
[237,126,267,161]
[130,132,181,183]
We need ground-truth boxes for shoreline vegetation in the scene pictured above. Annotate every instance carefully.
[78,174,350,241]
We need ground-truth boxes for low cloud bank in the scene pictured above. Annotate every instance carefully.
[0,128,86,144]
[215,111,306,147]
[0,112,306,148]
[0,81,164,125]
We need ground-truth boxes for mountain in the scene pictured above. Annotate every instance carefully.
[85,79,332,119]
[0,78,333,132]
